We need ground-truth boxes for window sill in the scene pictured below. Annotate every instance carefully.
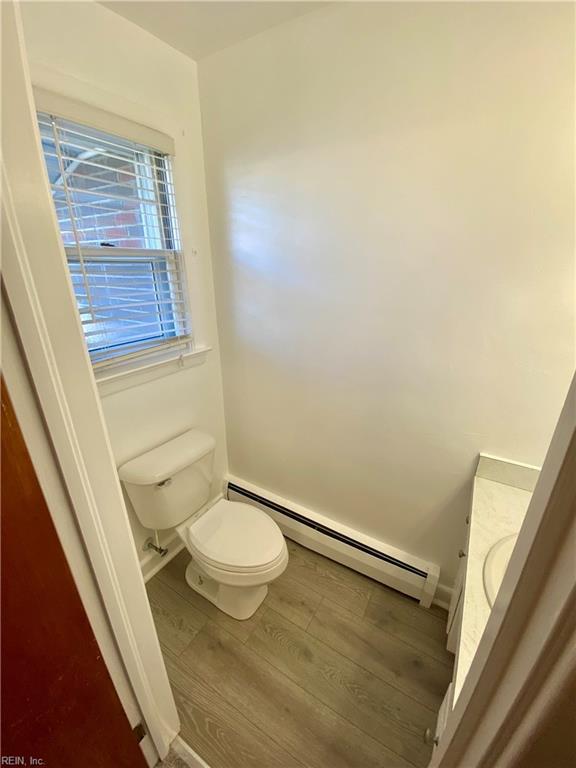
[96,344,212,397]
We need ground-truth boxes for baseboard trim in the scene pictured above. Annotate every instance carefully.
[171,735,211,768]
[139,734,159,768]
[226,475,440,608]
[434,582,453,610]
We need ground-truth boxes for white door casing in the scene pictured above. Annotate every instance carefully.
[1,2,179,757]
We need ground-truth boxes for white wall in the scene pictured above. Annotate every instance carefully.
[21,2,228,564]
[199,3,575,589]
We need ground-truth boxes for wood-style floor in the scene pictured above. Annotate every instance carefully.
[148,539,454,768]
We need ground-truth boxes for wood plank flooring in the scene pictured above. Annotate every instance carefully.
[149,539,454,768]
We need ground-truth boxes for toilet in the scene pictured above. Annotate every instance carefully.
[118,430,288,620]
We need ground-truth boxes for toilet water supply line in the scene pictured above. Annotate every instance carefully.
[143,530,168,558]
[143,477,172,557]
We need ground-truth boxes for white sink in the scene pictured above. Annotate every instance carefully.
[483,533,518,607]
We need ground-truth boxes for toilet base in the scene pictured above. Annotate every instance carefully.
[185,560,268,620]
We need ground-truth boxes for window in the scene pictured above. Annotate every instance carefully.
[37,110,191,366]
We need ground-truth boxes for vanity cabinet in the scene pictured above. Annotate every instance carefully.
[446,560,465,653]
[430,682,453,753]
[446,498,471,653]
[432,496,471,747]
[432,458,535,752]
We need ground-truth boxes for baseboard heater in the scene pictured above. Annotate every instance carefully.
[226,476,439,608]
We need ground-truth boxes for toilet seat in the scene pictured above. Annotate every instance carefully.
[186,499,286,573]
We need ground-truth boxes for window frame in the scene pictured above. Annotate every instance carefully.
[34,89,195,375]
[66,248,189,367]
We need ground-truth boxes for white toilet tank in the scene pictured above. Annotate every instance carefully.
[118,430,216,530]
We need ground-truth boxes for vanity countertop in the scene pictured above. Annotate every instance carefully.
[453,475,533,703]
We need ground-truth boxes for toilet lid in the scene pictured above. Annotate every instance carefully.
[187,499,286,571]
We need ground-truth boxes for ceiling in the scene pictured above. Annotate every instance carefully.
[101,1,326,61]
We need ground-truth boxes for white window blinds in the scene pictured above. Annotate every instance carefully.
[37,110,191,366]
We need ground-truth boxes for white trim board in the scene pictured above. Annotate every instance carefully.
[476,453,541,493]
[432,582,452,611]
[33,86,174,155]
[2,295,143,730]
[171,736,211,768]
[2,169,177,755]
[226,475,441,608]
[2,4,179,757]
[140,735,159,768]
[97,346,212,398]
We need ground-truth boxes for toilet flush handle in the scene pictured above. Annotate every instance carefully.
[157,477,172,488]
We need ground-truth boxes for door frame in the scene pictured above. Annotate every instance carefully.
[432,376,575,766]
[2,2,179,758]
[1,379,149,768]
[3,2,574,766]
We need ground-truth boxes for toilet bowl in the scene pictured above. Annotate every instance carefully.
[118,429,288,621]
[178,498,288,619]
